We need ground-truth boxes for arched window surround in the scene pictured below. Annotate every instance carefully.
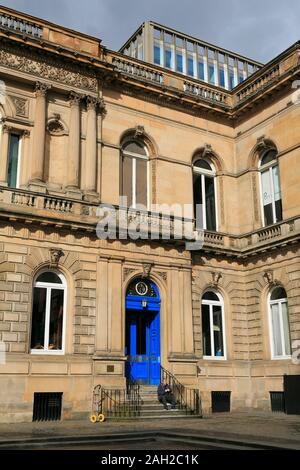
[30,269,67,355]
[201,290,226,360]
[121,139,150,210]
[259,148,283,227]
[193,158,218,231]
[267,286,291,360]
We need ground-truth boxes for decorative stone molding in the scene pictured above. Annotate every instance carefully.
[2,124,13,133]
[123,267,136,281]
[10,96,28,117]
[142,262,153,279]
[201,143,213,158]
[86,95,106,116]
[156,271,167,282]
[211,271,222,286]
[35,81,51,97]
[22,130,31,138]
[0,45,97,93]
[134,125,145,139]
[49,248,64,267]
[263,270,279,287]
[46,114,67,136]
[252,173,260,223]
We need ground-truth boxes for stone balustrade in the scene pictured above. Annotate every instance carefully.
[112,57,164,84]
[0,11,43,38]
[235,65,280,103]
[183,81,229,104]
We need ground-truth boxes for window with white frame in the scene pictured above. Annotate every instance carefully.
[193,159,217,231]
[7,133,21,188]
[269,287,291,359]
[260,149,283,226]
[31,271,66,354]
[202,291,226,359]
[121,140,149,209]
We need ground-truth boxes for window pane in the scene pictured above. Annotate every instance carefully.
[271,303,283,356]
[123,141,146,156]
[271,287,287,301]
[202,304,211,356]
[154,44,161,65]
[122,155,132,207]
[165,48,172,68]
[136,157,147,207]
[7,134,20,188]
[193,173,203,229]
[272,166,282,222]
[213,305,224,356]
[31,288,47,350]
[219,67,225,87]
[48,289,64,350]
[261,169,273,225]
[209,64,215,84]
[205,176,216,231]
[194,159,212,171]
[203,292,219,302]
[176,53,183,73]
[229,70,235,90]
[187,56,194,76]
[281,302,291,356]
[198,61,205,80]
[136,315,147,355]
[37,272,62,284]
[261,150,277,167]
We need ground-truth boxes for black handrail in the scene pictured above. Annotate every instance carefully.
[160,366,201,416]
[95,377,141,418]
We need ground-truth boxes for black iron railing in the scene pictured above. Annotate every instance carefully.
[160,366,201,416]
[95,378,141,418]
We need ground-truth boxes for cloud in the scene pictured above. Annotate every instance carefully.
[2,0,299,62]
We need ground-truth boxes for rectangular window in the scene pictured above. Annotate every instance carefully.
[135,157,147,207]
[7,134,20,188]
[229,69,235,90]
[205,176,216,231]
[122,155,133,207]
[261,169,273,225]
[261,166,282,225]
[154,44,161,65]
[271,301,291,358]
[193,173,203,229]
[165,48,172,69]
[219,67,225,88]
[49,289,64,350]
[187,55,194,76]
[209,64,215,84]
[176,52,183,73]
[202,304,211,356]
[31,287,47,350]
[198,61,205,81]
[272,166,283,222]
[213,305,224,356]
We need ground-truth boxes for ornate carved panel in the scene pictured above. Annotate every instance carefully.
[10,96,28,117]
[0,44,97,92]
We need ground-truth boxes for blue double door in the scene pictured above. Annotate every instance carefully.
[125,307,160,385]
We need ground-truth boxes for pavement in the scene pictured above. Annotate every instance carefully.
[0,412,300,449]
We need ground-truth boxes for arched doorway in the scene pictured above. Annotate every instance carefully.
[125,278,161,385]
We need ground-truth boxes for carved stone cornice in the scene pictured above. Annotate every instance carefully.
[0,42,97,93]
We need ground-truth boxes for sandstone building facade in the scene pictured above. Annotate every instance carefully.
[0,6,299,422]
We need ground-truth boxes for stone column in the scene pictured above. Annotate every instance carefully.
[0,124,11,186]
[66,91,82,198]
[29,82,50,191]
[19,130,31,188]
[83,96,105,201]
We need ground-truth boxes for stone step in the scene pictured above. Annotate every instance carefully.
[106,414,201,421]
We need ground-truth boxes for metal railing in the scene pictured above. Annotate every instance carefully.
[97,378,141,418]
[160,366,201,416]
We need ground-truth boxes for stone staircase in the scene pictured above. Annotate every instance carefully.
[136,385,199,420]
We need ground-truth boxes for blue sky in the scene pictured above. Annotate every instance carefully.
[2,0,300,63]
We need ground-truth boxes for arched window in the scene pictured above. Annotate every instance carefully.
[201,291,226,359]
[193,159,217,231]
[121,140,149,209]
[31,271,66,354]
[260,149,282,226]
[268,287,291,359]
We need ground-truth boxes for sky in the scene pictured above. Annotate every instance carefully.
[1,0,300,63]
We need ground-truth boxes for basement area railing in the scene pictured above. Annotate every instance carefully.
[95,378,141,419]
[160,366,201,416]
